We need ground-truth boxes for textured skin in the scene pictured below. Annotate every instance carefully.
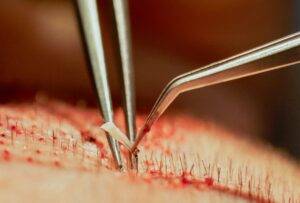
[0,99,299,203]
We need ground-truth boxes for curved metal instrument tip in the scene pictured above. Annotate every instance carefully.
[132,31,300,150]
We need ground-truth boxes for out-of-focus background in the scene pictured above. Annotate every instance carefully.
[0,1,299,158]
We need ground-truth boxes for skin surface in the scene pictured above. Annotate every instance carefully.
[0,97,299,203]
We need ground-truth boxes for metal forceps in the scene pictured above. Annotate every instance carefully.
[75,0,135,170]
[132,31,300,151]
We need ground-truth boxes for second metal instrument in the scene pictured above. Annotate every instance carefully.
[132,31,300,152]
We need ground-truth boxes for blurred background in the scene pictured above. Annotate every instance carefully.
[0,0,299,158]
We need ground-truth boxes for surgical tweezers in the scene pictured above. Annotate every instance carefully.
[75,0,135,170]
[132,31,300,152]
